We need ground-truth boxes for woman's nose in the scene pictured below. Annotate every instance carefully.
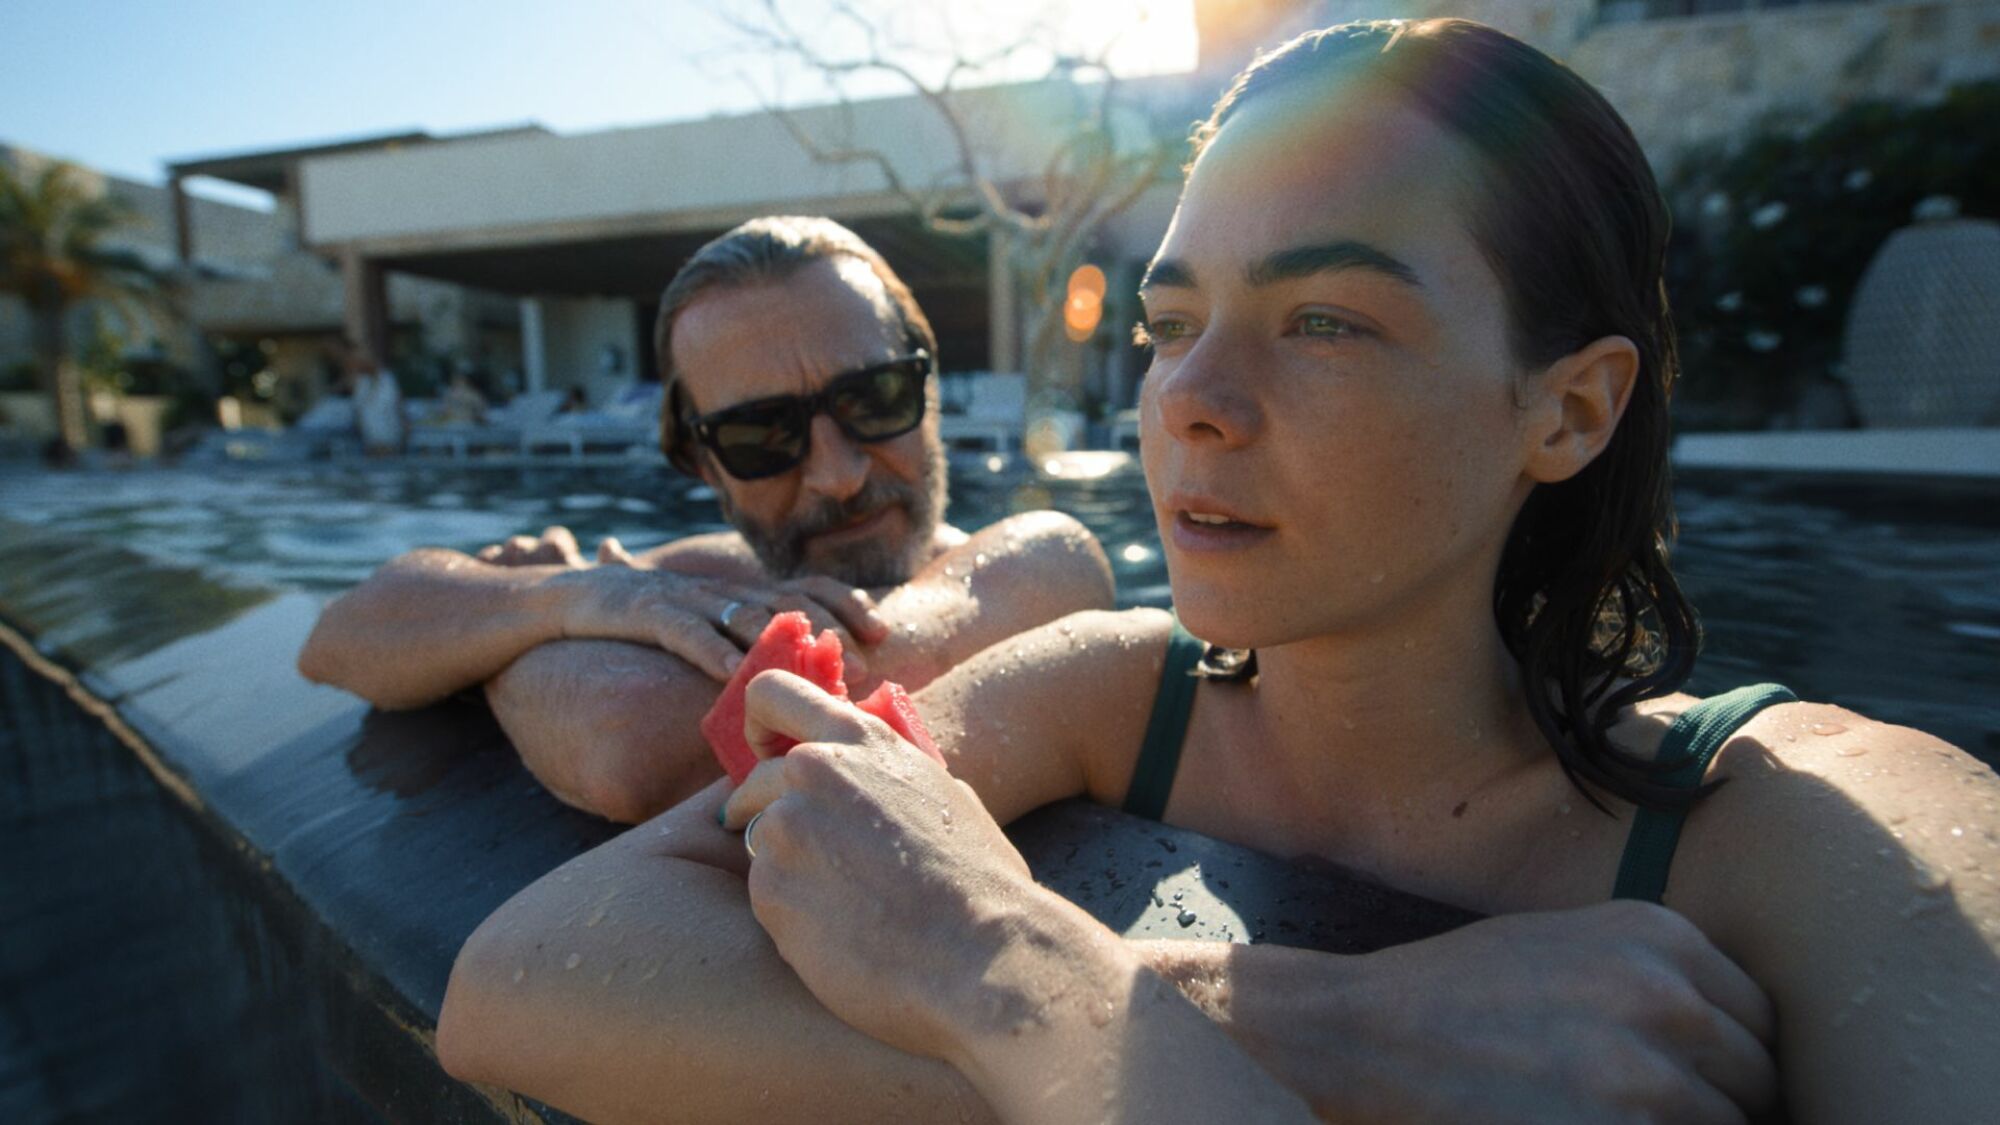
[1148,337,1262,449]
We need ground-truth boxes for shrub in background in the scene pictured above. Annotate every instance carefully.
[1665,81,2000,430]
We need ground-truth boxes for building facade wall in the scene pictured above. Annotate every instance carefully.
[537,296,641,408]
[298,83,1088,254]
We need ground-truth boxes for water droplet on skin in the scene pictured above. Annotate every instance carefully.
[1813,721,1850,736]
[1951,826,1964,837]
[640,963,662,982]
[974,552,989,568]
[941,807,954,827]
[1089,998,1115,1027]
[586,904,609,927]
[565,953,583,970]
[512,967,526,984]
[897,849,909,866]
[1836,744,1870,758]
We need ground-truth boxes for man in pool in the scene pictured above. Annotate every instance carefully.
[299,216,1115,823]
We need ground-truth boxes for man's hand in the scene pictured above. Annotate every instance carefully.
[542,564,889,683]
[476,525,593,568]
[1153,899,1777,1123]
[476,525,647,569]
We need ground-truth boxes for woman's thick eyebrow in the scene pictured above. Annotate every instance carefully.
[1140,241,1424,295]
[1248,240,1423,288]
[1139,258,1196,293]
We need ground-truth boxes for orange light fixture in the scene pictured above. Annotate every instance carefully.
[1064,264,1107,342]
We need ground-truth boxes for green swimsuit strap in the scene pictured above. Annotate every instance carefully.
[1611,683,1799,903]
[1121,617,1208,821]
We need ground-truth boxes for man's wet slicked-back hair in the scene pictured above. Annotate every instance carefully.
[654,215,938,475]
[1196,19,1701,811]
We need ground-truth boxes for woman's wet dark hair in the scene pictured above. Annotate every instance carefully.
[1193,19,1703,811]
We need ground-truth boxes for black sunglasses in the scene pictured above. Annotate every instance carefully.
[686,351,932,481]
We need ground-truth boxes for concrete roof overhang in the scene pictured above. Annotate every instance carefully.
[376,210,990,300]
[168,125,552,194]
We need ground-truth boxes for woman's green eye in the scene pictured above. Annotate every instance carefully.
[1297,313,1360,338]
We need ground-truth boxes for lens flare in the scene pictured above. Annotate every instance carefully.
[1065,264,1107,341]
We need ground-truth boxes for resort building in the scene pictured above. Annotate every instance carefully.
[0,137,528,433]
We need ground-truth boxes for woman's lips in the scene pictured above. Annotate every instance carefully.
[1171,510,1276,552]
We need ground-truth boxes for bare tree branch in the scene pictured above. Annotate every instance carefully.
[723,0,1180,406]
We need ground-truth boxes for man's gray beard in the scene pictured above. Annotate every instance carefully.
[716,439,948,588]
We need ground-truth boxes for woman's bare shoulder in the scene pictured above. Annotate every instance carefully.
[1660,699,2000,1117]
[1661,696,1993,910]
[915,608,1178,819]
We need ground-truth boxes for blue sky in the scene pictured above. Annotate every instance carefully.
[2,0,1196,204]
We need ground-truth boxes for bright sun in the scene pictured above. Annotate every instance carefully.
[1056,0,1201,76]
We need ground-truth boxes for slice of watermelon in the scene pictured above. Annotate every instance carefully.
[854,681,941,764]
[700,610,942,785]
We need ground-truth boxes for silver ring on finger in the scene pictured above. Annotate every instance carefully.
[743,811,765,860]
[719,600,747,630]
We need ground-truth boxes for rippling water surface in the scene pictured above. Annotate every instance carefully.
[2,456,1993,764]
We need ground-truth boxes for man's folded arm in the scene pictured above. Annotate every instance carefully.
[297,548,575,710]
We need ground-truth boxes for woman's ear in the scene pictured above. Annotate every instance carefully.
[1522,335,1639,484]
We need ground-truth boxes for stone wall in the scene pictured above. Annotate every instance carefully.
[1191,1,2000,172]
[1570,1,2000,168]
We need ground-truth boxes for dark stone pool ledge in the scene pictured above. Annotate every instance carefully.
[0,517,1476,1121]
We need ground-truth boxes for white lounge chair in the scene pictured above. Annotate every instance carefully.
[939,371,1027,453]
[519,383,665,460]
[408,390,566,459]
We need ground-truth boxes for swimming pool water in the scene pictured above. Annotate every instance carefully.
[1,457,1993,766]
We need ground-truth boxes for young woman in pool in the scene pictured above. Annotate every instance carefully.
[438,20,2000,1122]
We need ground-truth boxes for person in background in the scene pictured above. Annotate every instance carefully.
[344,345,404,456]
[433,369,489,425]
[299,216,1116,825]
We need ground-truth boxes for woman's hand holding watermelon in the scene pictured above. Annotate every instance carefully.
[718,671,1210,1120]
